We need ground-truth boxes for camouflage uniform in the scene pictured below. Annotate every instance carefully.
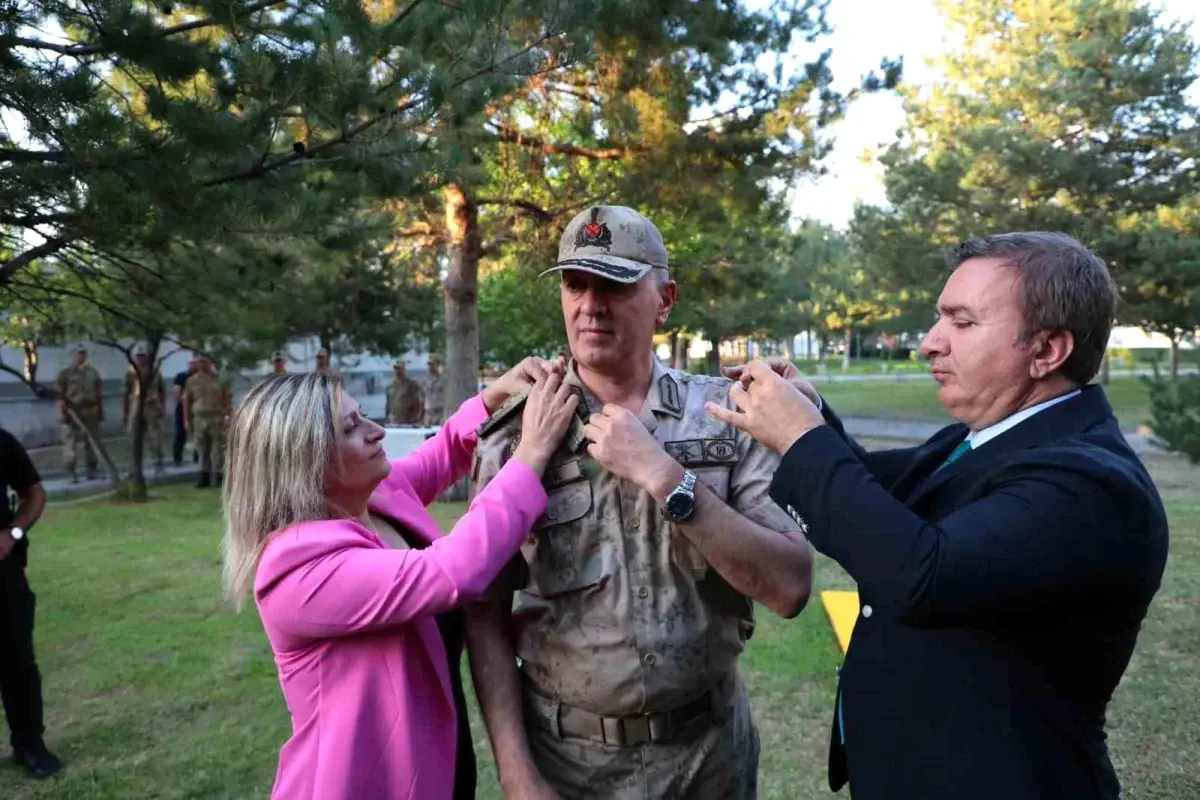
[423,371,444,425]
[471,358,800,800]
[55,363,103,479]
[122,364,167,469]
[184,372,227,481]
[385,376,424,424]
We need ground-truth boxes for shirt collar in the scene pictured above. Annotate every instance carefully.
[968,389,1082,450]
[564,355,684,421]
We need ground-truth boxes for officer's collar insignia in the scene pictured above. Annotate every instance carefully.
[658,374,683,418]
[575,207,612,251]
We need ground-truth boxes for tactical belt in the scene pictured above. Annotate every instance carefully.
[524,680,721,747]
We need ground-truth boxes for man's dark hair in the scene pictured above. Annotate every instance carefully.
[948,232,1119,386]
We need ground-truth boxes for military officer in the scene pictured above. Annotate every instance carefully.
[314,347,339,379]
[385,359,424,425]
[182,354,229,488]
[423,357,444,425]
[121,345,167,475]
[465,206,814,800]
[54,345,103,483]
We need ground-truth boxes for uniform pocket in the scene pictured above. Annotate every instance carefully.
[525,480,602,598]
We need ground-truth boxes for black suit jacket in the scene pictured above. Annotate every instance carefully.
[768,385,1168,800]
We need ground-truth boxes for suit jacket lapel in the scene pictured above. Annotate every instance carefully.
[906,385,1114,507]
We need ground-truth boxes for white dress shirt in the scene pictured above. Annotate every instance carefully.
[967,390,1082,450]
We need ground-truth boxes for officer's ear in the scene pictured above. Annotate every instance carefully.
[654,274,676,327]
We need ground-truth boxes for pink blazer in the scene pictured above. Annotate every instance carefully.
[254,395,546,800]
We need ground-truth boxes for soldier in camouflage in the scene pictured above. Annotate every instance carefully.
[385,359,424,425]
[121,345,167,475]
[466,206,814,800]
[55,345,104,483]
[423,357,444,425]
[314,347,339,379]
[270,350,288,377]
[183,354,230,488]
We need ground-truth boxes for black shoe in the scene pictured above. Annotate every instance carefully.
[197,472,211,488]
[13,744,62,779]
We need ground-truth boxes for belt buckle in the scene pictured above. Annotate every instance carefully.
[621,715,653,745]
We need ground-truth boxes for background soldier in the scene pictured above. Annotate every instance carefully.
[466,207,812,800]
[121,345,167,475]
[385,359,424,424]
[314,347,339,379]
[54,345,103,483]
[173,357,198,466]
[183,354,229,488]
[423,357,444,425]
[270,350,288,377]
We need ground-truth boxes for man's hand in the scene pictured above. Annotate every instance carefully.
[583,405,683,501]
[0,530,15,561]
[723,358,821,407]
[481,357,565,414]
[707,360,824,454]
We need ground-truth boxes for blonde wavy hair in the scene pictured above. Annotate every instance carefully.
[221,373,345,610]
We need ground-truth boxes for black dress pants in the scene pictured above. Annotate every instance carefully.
[0,561,44,751]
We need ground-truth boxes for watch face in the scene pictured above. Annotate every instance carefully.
[665,491,694,521]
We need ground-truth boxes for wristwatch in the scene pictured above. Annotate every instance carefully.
[9,527,24,541]
[661,470,698,524]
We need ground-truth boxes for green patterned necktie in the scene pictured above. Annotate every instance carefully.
[937,439,972,472]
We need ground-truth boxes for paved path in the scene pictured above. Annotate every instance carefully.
[842,416,1165,455]
[805,367,1196,384]
[39,415,1170,502]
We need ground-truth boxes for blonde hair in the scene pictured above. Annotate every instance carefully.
[221,373,344,610]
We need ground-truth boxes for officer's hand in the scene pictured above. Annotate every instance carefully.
[482,357,565,414]
[507,775,562,800]
[724,358,821,407]
[707,360,823,454]
[583,405,677,493]
[0,530,14,561]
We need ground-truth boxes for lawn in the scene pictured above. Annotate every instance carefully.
[815,376,1159,429]
[2,449,1198,799]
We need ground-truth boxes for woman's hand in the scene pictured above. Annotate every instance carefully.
[511,372,579,475]
[482,357,564,414]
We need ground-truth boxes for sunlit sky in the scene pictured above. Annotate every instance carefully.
[789,0,1200,228]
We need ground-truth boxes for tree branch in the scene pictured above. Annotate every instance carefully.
[1,0,285,57]
[0,235,80,285]
[486,124,630,160]
[476,197,553,221]
[0,148,68,164]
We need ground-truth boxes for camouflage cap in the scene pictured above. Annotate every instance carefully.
[271,350,286,361]
[74,343,88,353]
[316,347,329,358]
[541,205,668,284]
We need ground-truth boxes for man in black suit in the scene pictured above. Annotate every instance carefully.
[708,232,1169,800]
[1,427,62,779]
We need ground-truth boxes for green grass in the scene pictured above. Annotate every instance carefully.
[814,376,1158,430]
[3,450,1198,799]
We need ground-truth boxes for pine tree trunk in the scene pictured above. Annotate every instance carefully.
[842,328,852,371]
[442,183,481,501]
[707,335,722,376]
[1170,336,1180,379]
[784,336,795,362]
[674,334,690,371]
[1101,351,1111,385]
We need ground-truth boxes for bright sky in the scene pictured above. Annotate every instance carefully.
[790,0,1200,228]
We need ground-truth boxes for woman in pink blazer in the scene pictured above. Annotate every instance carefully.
[220,361,578,800]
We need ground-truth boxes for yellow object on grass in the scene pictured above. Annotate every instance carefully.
[821,590,860,654]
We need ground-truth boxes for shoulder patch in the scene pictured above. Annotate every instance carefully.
[658,373,683,416]
[477,386,530,438]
